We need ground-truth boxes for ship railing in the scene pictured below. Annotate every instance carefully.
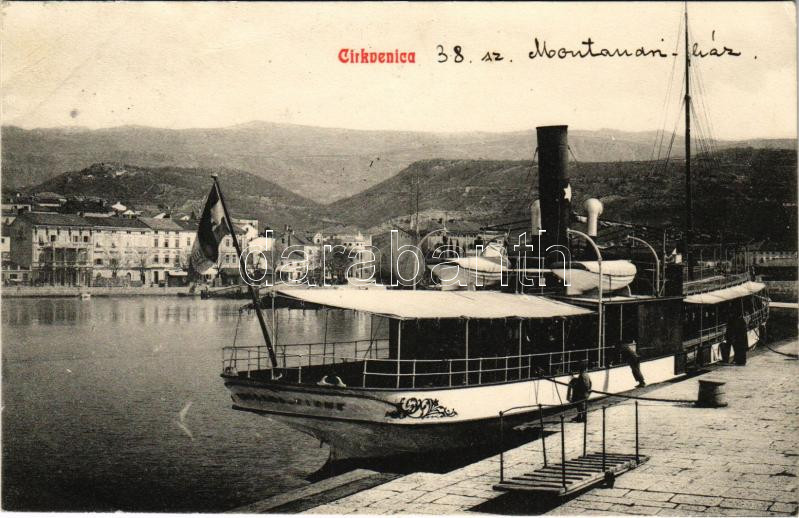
[221,339,390,378]
[223,344,622,388]
[361,346,618,389]
[683,271,751,295]
[683,304,769,348]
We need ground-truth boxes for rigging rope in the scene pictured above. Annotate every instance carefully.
[232,308,243,347]
[651,12,685,167]
[541,373,697,404]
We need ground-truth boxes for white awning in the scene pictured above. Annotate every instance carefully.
[684,281,766,305]
[274,288,593,320]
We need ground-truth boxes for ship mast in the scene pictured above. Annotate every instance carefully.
[684,3,694,278]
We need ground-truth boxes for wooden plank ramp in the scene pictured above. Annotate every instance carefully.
[493,452,648,497]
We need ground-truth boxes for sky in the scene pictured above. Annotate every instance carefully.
[2,2,796,139]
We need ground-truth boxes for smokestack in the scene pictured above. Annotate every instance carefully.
[584,198,603,237]
[536,125,571,265]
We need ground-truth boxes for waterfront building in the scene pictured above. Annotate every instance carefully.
[216,222,258,285]
[7,213,94,286]
[3,204,263,287]
[139,217,192,286]
[290,232,323,268]
[87,217,152,286]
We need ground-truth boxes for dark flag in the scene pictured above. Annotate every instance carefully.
[189,183,230,276]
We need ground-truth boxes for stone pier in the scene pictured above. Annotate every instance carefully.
[304,339,798,515]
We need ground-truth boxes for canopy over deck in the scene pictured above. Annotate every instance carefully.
[683,281,765,305]
[274,288,593,320]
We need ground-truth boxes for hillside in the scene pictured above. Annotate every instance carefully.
[3,123,795,203]
[9,148,796,246]
[22,163,327,231]
[330,148,797,246]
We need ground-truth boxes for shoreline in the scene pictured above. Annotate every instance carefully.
[1,286,196,298]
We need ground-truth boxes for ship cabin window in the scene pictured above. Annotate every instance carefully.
[386,315,597,373]
[388,317,600,362]
[624,298,682,362]
[377,315,600,387]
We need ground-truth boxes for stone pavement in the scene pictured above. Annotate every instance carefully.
[305,340,798,515]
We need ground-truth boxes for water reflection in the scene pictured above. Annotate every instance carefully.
[2,297,248,328]
[1,296,351,512]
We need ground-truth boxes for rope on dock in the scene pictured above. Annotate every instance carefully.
[765,343,799,359]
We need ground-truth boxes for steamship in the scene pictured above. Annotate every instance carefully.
[219,10,769,460]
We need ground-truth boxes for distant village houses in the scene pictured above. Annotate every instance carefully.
[0,192,381,288]
[3,207,265,287]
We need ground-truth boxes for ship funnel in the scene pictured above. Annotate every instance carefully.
[584,198,603,237]
[536,125,571,265]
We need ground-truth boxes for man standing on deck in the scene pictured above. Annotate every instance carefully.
[567,361,592,422]
[617,340,646,387]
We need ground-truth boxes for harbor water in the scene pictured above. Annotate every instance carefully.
[1,296,370,512]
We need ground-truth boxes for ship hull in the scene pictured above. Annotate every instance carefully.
[223,354,679,460]
[222,288,767,460]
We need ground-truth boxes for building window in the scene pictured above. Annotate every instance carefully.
[154,239,159,247]
[163,240,168,248]
[73,235,79,243]
[50,235,56,242]
[153,256,159,264]
[83,236,89,243]
[95,258,103,265]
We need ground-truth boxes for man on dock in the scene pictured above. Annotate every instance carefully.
[567,360,592,422]
[726,308,748,366]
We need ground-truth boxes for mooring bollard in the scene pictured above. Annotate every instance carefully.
[696,379,728,407]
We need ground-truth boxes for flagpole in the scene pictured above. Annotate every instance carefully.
[211,174,279,370]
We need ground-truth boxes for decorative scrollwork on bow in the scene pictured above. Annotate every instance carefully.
[386,397,458,419]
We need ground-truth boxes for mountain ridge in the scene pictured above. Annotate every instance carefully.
[3,123,794,203]
[14,146,796,247]
[19,163,327,232]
